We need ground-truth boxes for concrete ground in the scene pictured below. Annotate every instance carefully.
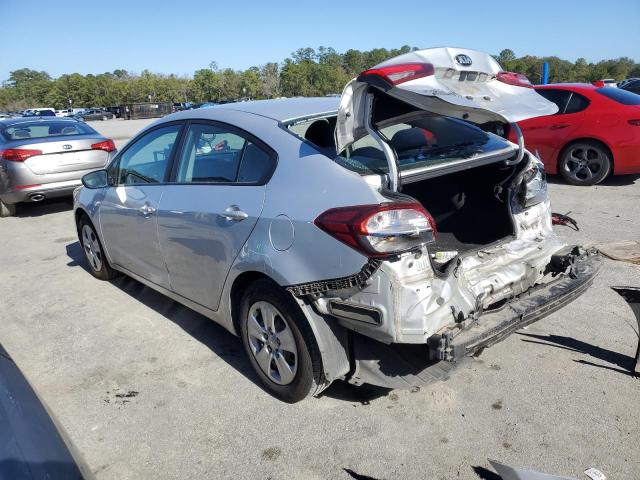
[1,119,639,479]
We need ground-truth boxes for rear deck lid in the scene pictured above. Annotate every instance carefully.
[336,47,558,152]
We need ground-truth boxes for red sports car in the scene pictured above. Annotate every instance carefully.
[516,84,640,185]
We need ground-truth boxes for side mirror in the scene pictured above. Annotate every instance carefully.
[82,169,108,189]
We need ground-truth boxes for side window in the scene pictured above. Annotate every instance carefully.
[175,123,275,184]
[113,125,181,185]
[536,89,572,114]
[564,93,590,114]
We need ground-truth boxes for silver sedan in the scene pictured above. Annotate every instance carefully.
[0,117,116,216]
[74,48,601,403]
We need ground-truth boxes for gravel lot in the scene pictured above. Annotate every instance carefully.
[1,118,639,479]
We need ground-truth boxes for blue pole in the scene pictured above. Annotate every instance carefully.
[542,62,549,85]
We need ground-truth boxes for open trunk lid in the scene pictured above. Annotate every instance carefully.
[336,47,558,156]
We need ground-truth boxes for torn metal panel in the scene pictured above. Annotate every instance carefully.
[611,286,640,375]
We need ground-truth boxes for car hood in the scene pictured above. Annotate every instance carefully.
[335,47,558,152]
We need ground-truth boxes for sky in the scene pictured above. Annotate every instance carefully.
[1,0,639,82]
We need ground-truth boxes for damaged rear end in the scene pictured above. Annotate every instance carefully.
[303,48,602,387]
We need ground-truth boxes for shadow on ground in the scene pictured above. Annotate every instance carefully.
[65,240,392,403]
[546,173,640,187]
[518,332,637,377]
[15,198,73,218]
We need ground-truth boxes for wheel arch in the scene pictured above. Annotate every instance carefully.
[228,270,351,387]
[557,137,615,175]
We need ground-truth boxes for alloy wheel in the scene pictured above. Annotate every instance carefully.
[563,146,605,183]
[246,301,298,385]
[82,224,103,272]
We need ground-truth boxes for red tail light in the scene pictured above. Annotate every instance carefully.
[592,80,606,87]
[91,139,116,152]
[0,148,43,162]
[360,63,435,86]
[315,203,437,258]
[496,71,533,88]
[628,119,640,126]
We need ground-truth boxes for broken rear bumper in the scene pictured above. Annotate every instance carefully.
[436,250,603,361]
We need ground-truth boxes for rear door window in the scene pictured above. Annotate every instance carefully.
[174,123,275,184]
[564,92,590,113]
[536,89,572,113]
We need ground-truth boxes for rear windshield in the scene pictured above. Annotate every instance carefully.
[1,121,96,141]
[595,87,640,105]
[288,113,513,176]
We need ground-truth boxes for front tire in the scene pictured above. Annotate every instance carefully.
[559,141,611,186]
[78,218,118,280]
[239,279,323,403]
[0,199,16,217]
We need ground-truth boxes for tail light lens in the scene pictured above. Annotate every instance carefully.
[519,159,548,208]
[91,139,116,152]
[628,119,640,126]
[359,63,435,86]
[315,203,437,258]
[496,71,533,88]
[0,148,43,162]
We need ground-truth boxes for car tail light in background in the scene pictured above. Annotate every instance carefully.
[496,71,533,88]
[591,80,606,87]
[315,203,436,258]
[91,139,116,152]
[359,63,435,86]
[0,148,43,162]
[628,119,640,126]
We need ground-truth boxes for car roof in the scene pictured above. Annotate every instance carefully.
[534,83,598,92]
[0,117,81,127]
[180,97,340,123]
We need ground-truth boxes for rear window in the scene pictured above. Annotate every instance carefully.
[595,87,640,105]
[1,121,96,141]
[339,114,513,176]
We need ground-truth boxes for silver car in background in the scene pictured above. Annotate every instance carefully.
[74,48,601,403]
[0,117,116,216]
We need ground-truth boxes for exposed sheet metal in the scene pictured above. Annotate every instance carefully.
[489,459,576,480]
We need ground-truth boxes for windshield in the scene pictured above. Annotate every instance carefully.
[1,121,96,141]
[595,87,640,105]
[337,113,514,176]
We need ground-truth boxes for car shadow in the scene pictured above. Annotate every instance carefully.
[65,240,395,402]
[15,198,73,218]
[546,173,640,186]
[518,332,638,377]
[471,466,501,480]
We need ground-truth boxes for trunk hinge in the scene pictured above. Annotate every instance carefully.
[364,93,401,192]
[505,122,525,166]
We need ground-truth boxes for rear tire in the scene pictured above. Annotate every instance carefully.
[78,217,118,280]
[0,200,16,217]
[239,279,323,403]
[559,140,611,186]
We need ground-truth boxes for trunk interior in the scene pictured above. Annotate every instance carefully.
[402,162,516,269]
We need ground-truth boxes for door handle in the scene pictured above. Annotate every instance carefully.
[221,205,248,221]
[550,123,571,130]
[139,203,156,217]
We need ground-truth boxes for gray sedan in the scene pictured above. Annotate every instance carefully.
[0,117,116,216]
[74,48,601,403]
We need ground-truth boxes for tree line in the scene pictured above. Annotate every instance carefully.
[1,47,638,111]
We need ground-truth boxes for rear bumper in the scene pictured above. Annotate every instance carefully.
[434,249,603,361]
[348,249,602,389]
[0,180,81,204]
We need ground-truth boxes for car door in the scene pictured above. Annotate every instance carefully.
[156,121,276,311]
[99,123,183,288]
[518,89,588,169]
